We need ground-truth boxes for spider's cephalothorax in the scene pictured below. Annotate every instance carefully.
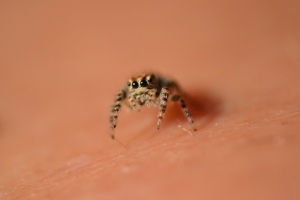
[109,73,196,139]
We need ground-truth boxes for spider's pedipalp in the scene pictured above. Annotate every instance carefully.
[145,89,157,107]
[128,96,140,110]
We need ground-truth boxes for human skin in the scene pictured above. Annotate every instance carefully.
[1,1,300,200]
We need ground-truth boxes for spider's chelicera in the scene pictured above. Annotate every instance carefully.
[110,73,196,139]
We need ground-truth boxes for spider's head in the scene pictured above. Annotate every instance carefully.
[127,74,156,91]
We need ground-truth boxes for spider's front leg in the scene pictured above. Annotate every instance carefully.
[110,89,126,139]
[157,87,170,130]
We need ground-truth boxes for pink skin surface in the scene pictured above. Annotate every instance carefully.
[1,1,300,199]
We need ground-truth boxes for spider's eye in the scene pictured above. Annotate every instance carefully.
[127,82,131,87]
[147,75,154,83]
[140,79,148,87]
[132,81,139,88]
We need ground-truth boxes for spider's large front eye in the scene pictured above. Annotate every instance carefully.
[140,79,148,87]
[132,81,139,88]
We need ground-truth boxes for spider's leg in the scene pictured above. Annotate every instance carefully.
[110,89,126,139]
[157,87,170,130]
[172,94,197,131]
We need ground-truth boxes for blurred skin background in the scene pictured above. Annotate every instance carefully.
[0,1,300,199]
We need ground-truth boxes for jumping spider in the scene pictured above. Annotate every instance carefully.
[110,73,196,139]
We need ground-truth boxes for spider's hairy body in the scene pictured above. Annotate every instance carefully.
[110,73,196,139]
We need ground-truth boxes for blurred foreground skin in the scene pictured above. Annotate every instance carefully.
[1,1,300,200]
